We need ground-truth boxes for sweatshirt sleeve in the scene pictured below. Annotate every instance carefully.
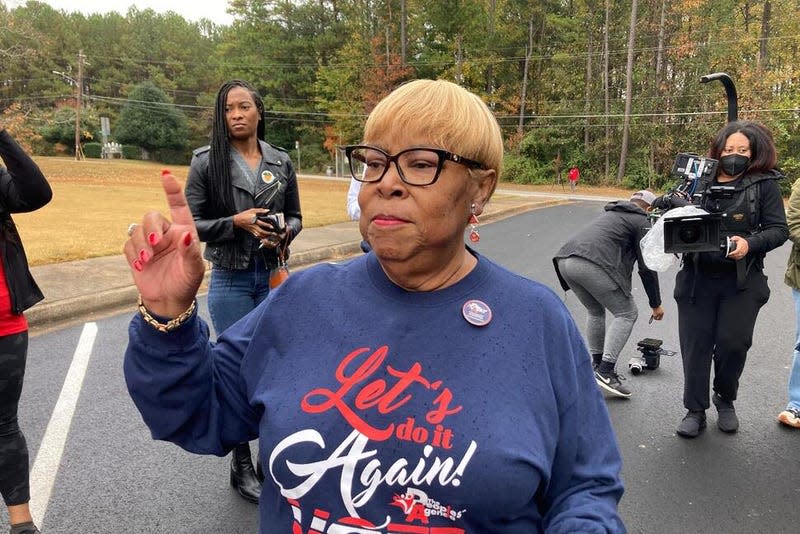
[123,308,261,456]
[542,316,626,533]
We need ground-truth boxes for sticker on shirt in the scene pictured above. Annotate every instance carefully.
[261,170,276,184]
[462,299,492,327]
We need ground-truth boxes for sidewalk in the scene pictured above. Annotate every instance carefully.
[26,192,569,332]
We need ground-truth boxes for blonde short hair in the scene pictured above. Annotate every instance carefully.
[363,79,504,186]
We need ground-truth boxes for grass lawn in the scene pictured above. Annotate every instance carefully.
[11,156,635,266]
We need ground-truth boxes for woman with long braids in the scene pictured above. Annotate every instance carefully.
[0,126,52,534]
[183,80,302,503]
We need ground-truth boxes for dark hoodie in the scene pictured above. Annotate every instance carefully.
[553,200,661,308]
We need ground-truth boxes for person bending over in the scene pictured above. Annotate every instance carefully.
[554,190,664,398]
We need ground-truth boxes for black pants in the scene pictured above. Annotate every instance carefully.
[0,331,31,506]
[674,267,770,411]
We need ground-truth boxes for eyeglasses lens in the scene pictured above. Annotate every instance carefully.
[350,147,442,185]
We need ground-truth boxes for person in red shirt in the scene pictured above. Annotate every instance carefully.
[0,127,52,534]
[568,166,580,192]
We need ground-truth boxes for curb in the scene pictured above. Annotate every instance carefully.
[26,198,564,330]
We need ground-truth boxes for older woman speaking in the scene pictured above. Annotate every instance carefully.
[124,79,625,532]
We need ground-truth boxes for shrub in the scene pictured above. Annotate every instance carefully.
[502,155,554,185]
[121,145,140,160]
[152,148,192,166]
[83,142,102,159]
[779,157,800,197]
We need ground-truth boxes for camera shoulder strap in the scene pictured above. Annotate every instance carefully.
[743,177,760,231]
[738,177,763,289]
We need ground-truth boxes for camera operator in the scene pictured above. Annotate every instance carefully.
[183,80,302,502]
[656,120,788,438]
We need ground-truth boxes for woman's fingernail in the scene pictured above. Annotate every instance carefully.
[148,233,159,246]
[133,259,143,272]
[183,232,193,247]
[139,249,150,263]
[161,169,171,176]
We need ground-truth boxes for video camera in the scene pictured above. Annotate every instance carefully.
[660,153,738,254]
[670,152,718,199]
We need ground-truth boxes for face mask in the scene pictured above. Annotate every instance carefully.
[719,154,750,177]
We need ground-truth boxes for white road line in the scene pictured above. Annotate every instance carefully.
[28,322,98,529]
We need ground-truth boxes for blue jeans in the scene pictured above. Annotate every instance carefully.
[788,288,800,411]
[207,258,271,335]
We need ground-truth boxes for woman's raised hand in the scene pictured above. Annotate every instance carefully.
[123,170,205,318]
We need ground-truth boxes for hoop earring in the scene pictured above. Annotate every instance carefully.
[468,203,480,243]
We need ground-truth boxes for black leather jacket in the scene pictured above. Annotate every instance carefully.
[185,140,302,270]
[0,129,53,314]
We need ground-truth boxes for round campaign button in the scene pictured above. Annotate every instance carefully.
[462,299,492,327]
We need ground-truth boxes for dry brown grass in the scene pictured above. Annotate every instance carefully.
[12,156,636,266]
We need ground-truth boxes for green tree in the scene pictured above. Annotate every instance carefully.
[39,104,100,146]
[114,81,188,151]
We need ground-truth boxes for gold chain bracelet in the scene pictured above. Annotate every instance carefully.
[137,294,197,333]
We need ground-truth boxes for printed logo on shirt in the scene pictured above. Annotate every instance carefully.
[269,344,475,532]
[391,488,466,523]
[286,497,466,533]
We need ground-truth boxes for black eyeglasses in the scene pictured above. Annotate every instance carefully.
[341,145,486,186]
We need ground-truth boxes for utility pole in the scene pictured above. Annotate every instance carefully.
[74,50,84,160]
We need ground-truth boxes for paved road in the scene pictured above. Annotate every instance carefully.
[473,202,799,534]
[8,200,800,533]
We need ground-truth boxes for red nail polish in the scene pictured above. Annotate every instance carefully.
[133,259,143,272]
[139,249,150,263]
[148,233,158,246]
[161,169,171,176]
[183,232,192,246]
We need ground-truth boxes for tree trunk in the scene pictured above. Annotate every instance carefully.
[455,34,463,84]
[485,0,496,96]
[758,0,771,70]
[616,0,638,184]
[603,0,610,180]
[584,28,592,152]
[400,0,406,65]
[518,18,534,136]
[650,0,667,177]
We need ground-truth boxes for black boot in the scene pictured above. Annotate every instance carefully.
[230,442,262,503]
[256,455,265,483]
[9,522,40,534]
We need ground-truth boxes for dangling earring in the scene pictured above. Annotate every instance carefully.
[468,203,480,243]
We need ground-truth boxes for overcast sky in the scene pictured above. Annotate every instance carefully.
[8,0,234,25]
